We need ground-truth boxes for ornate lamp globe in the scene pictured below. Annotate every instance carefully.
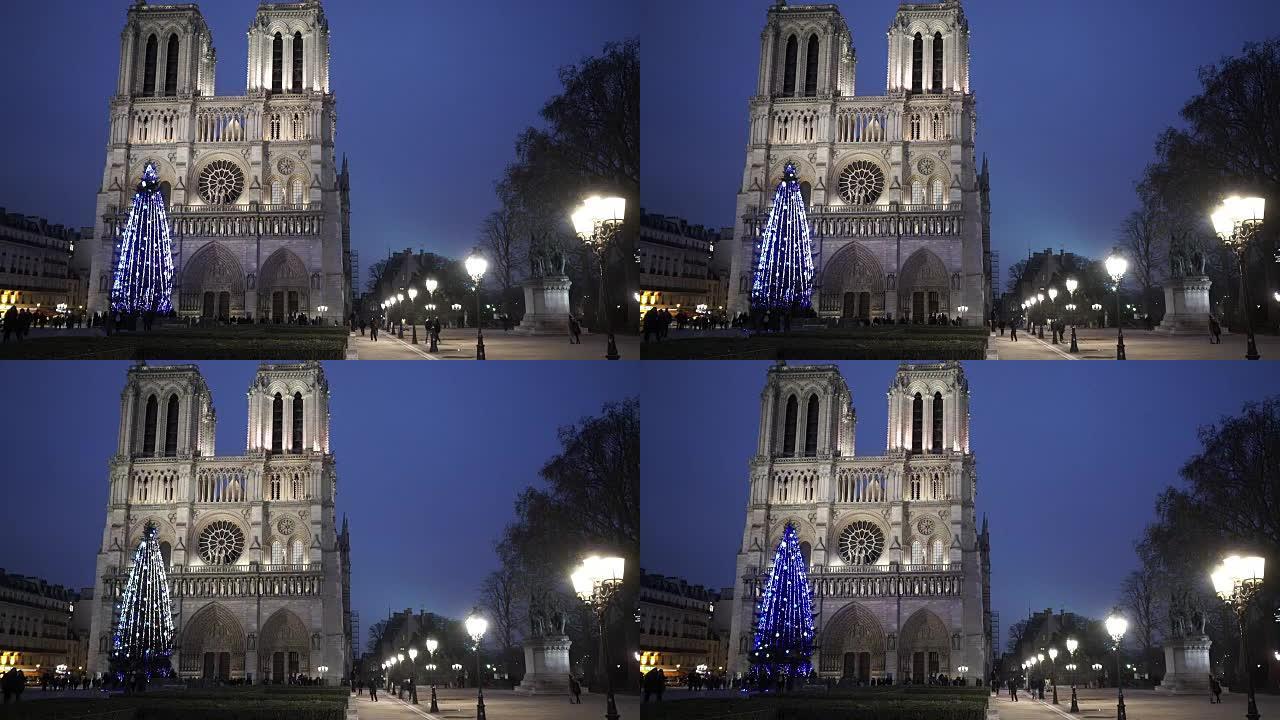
[425,278,438,295]
[571,196,627,242]
[397,652,404,663]
[409,648,418,661]
[1211,196,1266,245]
[465,612,488,644]
[1066,637,1079,655]
[396,293,404,303]
[1105,254,1128,283]
[1065,277,1078,295]
[426,638,439,655]
[1036,292,1045,303]
[407,287,418,301]
[1211,554,1266,601]
[571,555,626,602]
[1092,303,1102,311]
[465,255,488,283]
[1048,287,1058,301]
[1037,653,1045,663]
[1092,663,1102,671]
[1049,647,1059,661]
[1105,615,1128,644]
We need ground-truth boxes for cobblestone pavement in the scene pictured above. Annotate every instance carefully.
[349,326,639,360]
[351,686,640,719]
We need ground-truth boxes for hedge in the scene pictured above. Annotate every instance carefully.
[0,326,349,360]
[0,697,346,720]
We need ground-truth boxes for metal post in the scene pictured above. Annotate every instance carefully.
[1069,326,1079,353]
[1052,658,1058,704]
[429,684,439,713]
[475,282,486,360]
[1240,602,1260,720]
[1115,283,1126,360]
[1236,246,1261,360]
[1115,647,1126,720]
[595,237,620,361]
[599,610,620,720]
[475,642,486,719]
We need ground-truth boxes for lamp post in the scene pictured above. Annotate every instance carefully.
[1066,637,1079,712]
[1091,662,1102,688]
[572,195,626,360]
[317,665,328,685]
[1106,615,1128,720]
[957,665,969,685]
[1049,647,1060,704]
[957,305,968,326]
[1048,287,1060,343]
[424,278,439,352]
[1036,293,1046,338]
[425,637,440,712]
[572,555,626,720]
[465,612,488,719]
[396,293,406,338]
[406,287,419,344]
[407,647,419,703]
[1212,554,1266,720]
[465,255,488,360]
[1211,196,1266,360]
[1105,254,1128,360]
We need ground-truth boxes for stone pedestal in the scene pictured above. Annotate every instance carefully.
[513,635,574,695]
[1155,635,1212,694]
[1155,276,1213,335]
[514,276,572,335]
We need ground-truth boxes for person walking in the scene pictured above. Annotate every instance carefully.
[569,315,582,344]
[1209,315,1222,344]
[1210,675,1222,703]
[368,674,378,702]
[370,319,379,342]
[569,674,582,704]
[1009,319,1018,342]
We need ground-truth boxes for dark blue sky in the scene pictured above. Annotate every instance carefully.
[0,0,635,285]
[0,361,629,651]
[640,361,1280,652]
[641,0,1280,282]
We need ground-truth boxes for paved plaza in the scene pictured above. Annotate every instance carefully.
[988,326,1280,360]
[349,326,639,360]
[992,687,1280,719]
[351,686,640,719]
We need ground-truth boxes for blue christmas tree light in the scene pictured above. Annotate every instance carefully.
[749,521,816,686]
[111,162,175,315]
[110,521,175,679]
[751,163,815,311]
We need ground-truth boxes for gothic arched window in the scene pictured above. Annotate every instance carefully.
[804,34,819,96]
[804,395,819,456]
[271,32,283,92]
[271,181,283,205]
[932,391,943,453]
[799,181,812,207]
[271,392,283,453]
[164,34,179,96]
[911,181,925,205]
[143,394,158,455]
[910,113,922,141]
[911,33,923,93]
[931,178,945,206]
[292,392,304,453]
[159,541,172,568]
[783,35,798,95]
[291,539,305,565]
[911,392,923,454]
[270,541,284,565]
[911,540,924,565]
[932,32,944,93]
[164,395,179,456]
[783,394,799,456]
[292,32,304,92]
[932,538,946,565]
[143,34,158,95]
[799,541,812,567]
[291,179,304,207]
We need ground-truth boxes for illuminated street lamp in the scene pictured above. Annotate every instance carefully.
[1105,615,1129,719]
[1212,554,1266,720]
[1212,196,1266,359]
[571,195,627,360]
[423,278,439,352]
[407,647,420,704]
[573,555,626,720]
[1066,637,1080,713]
[1105,254,1128,360]
[425,637,440,711]
[1049,647,1060,704]
[465,255,488,360]
[465,611,489,719]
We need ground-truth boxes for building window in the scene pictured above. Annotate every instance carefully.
[271,181,283,205]
[271,32,283,92]
[782,394,798,456]
[932,538,946,565]
[143,394,158,455]
[932,32,944,93]
[164,395,179,456]
[910,113,922,141]
[911,540,924,565]
[271,392,283,453]
[911,33,923,93]
[804,35,819,96]
[291,179,304,206]
[931,179,945,206]
[911,393,922,454]
[291,539,305,565]
[932,391,943,453]
[804,395,819,456]
[143,34,158,94]
[783,35,798,95]
[271,541,284,565]
[165,34,179,96]
[292,32,304,92]
[292,392,303,453]
[911,181,925,205]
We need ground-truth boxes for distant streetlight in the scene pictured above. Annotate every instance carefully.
[1105,254,1128,360]
[465,611,489,719]
[1105,615,1129,719]
[1211,196,1266,360]
[465,255,488,360]
[425,637,441,711]
[1066,637,1080,713]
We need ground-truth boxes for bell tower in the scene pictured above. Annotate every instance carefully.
[886,0,971,95]
[117,363,215,460]
[116,1,215,98]
[246,362,331,455]
[757,2,856,99]
[247,0,332,95]
[755,362,856,461]
[886,362,970,455]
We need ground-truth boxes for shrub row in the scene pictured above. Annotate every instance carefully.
[0,333,348,360]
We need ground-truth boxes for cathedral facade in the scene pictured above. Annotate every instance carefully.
[728,0,991,324]
[727,362,991,683]
[86,362,352,683]
[86,0,351,323]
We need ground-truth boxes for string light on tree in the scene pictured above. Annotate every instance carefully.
[111,162,175,315]
[751,163,815,312]
[110,521,175,679]
[749,521,816,687]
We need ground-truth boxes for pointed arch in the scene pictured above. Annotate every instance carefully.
[818,601,887,677]
[900,248,951,321]
[804,394,820,456]
[270,540,284,564]
[783,34,798,95]
[932,537,946,565]
[783,394,799,456]
[898,609,951,683]
[143,34,158,94]
[290,178,304,207]
[911,32,923,93]
[911,180,924,205]
[271,180,283,205]
[143,394,159,455]
[804,34,819,96]
[931,178,945,206]
[291,538,305,565]
[180,242,245,318]
[292,31,304,92]
[932,31,944,92]
[164,394,180,456]
[271,392,283,453]
[911,392,923,454]
[179,602,246,677]
[258,248,309,322]
[910,539,924,564]
[932,391,943,453]
[258,608,311,681]
[292,391,304,453]
[271,32,283,92]
[164,34,180,95]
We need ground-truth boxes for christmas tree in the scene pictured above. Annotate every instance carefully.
[110,521,175,679]
[749,521,816,686]
[751,163,815,312]
[111,162,175,315]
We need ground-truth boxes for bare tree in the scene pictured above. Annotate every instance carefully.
[1119,566,1161,665]
[1006,619,1028,656]
[480,194,523,312]
[480,564,522,661]
[1118,196,1164,318]
[366,619,388,657]
[366,259,388,296]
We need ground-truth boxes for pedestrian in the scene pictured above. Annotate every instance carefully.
[1209,316,1222,344]
[1210,675,1222,703]
[1010,320,1018,342]
[370,319,378,342]
[369,676,378,702]
[569,674,582,704]
[642,307,658,343]
[569,315,582,344]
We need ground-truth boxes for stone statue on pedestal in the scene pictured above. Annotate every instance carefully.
[515,584,574,695]
[1157,587,1212,694]
[528,234,568,279]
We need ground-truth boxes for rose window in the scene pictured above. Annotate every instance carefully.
[277,517,295,536]
[838,161,885,205]
[916,158,935,176]
[917,518,935,536]
[197,160,245,205]
[276,158,295,176]
[198,521,245,565]
[838,521,885,565]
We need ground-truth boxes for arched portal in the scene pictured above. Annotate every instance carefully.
[258,249,310,322]
[898,249,950,322]
[820,242,885,320]
[258,609,311,682]
[180,242,245,319]
[897,609,951,683]
[819,602,886,682]
[179,603,246,679]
